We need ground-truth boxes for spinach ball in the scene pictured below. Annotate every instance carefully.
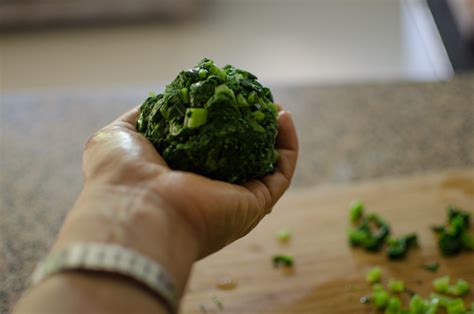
[136,58,278,183]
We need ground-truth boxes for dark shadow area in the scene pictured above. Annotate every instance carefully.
[427,0,474,72]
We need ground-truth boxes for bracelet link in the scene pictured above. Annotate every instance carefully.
[31,242,179,313]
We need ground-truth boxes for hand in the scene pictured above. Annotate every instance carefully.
[82,105,298,258]
[14,105,298,314]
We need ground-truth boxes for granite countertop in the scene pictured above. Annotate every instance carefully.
[1,74,474,313]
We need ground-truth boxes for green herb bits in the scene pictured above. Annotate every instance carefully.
[136,58,278,183]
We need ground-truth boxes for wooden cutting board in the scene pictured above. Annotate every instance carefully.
[181,169,474,313]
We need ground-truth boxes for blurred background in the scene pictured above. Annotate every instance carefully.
[1,0,474,91]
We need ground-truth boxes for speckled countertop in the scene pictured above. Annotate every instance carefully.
[1,74,474,313]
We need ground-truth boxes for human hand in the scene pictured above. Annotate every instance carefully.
[81,105,298,258]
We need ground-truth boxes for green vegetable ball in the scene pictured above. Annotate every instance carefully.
[136,58,279,183]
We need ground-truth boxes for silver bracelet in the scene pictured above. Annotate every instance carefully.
[31,242,179,313]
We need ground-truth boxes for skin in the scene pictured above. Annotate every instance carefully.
[13,105,298,314]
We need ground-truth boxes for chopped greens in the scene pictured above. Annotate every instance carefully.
[276,228,291,242]
[409,294,427,314]
[367,267,382,284]
[433,276,450,293]
[421,262,440,273]
[433,276,471,297]
[447,279,470,297]
[347,200,418,259]
[272,255,294,268]
[363,268,474,314]
[386,234,418,260]
[349,199,364,222]
[432,206,474,256]
[385,296,402,314]
[373,289,390,309]
[388,279,405,293]
[347,202,391,252]
[137,58,278,183]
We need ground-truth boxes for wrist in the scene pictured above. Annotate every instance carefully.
[52,182,200,293]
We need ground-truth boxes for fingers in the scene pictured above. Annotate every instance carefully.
[276,111,298,152]
[274,103,283,112]
[244,109,299,211]
[113,106,141,128]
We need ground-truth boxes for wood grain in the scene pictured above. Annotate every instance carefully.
[181,169,474,313]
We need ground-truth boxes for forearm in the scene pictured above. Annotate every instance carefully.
[14,183,199,313]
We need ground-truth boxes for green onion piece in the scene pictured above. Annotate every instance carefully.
[272,255,293,268]
[410,294,428,314]
[198,69,208,80]
[184,108,208,128]
[384,297,401,314]
[348,228,370,246]
[208,63,227,80]
[372,284,385,293]
[276,228,291,242]
[214,84,236,103]
[433,276,450,293]
[181,88,189,104]
[366,267,382,284]
[373,290,389,309]
[461,232,474,250]
[148,91,157,98]
[349,200,364,222]
[247,91,257,104]
[252,111,265,122]
[258,97,268,110]
[268,102,277,114]
[236,93,249,107]
[248,118,265,133]
[421,262,440,273]
[388,279,405,293]
[447,279,470,296]
[446,298,466,314]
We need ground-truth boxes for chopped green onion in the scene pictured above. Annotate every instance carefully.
[248,118,265,133]
[349,200,364,222]
[386,233,418,259]
[388,279,405,293]
[184,108,208,128]
[272,255,293,268]
[372,283,385,292]
[198,69,208,80]
[446,298,466,314]
[410,294,427,314]
[247,91,257,104]
[236,93,249,107]
[433,275,450,293]
[348,228,370,246]
[148,91,157,98]
[447,279,470,297]
[180,87,189,104]
[366,267,382,284]
[268,102,277,114]
[252,111,265,122]
[373,289,390,309]
[384,297,402,314]
[276,228,291,242]
[421,262,440,273]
